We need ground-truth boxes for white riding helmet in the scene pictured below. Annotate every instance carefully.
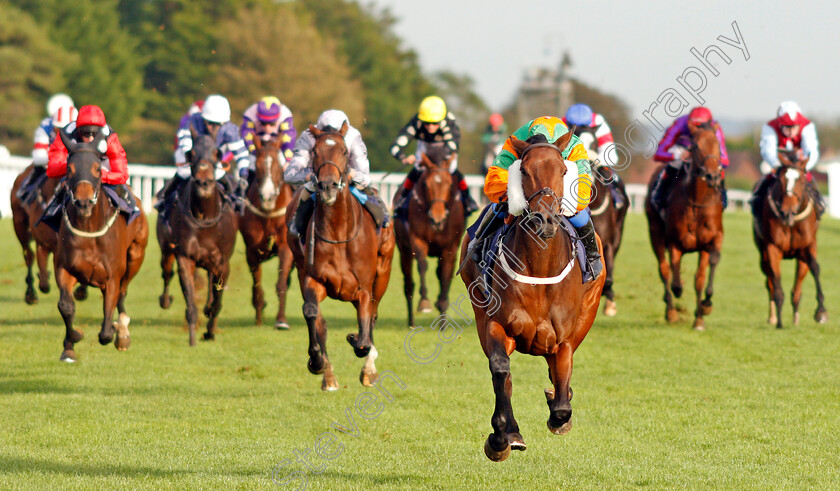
[47,93,74,117]
[316,109,349,131]
[202,94,231,124]
[52,105,78,129]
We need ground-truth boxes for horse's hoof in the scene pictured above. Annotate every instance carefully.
[815,309,828,324]
[346,333,371,358]
[484,437,511,462]
[202,332,215,341]
[39,283,50,294]
[547,417,573,435]
[793,312,801,326]
[59,350,77,363]
[322,373,339,392]
[308,356,327,375]
[666,309,680,323]
[693,319,706,331]
[24,290,38,305]
[275,321,290,330]
[603,299,617,317]
[700,299,713,315]
[74,285,88,301]
[159,294,172,309]
[69,329,84,344]
[98,331,114,346]
[115,336,131,351]
[360,370,378,387]
[418,299,432,314]
[671,285,683,299]
[507,433,527,451]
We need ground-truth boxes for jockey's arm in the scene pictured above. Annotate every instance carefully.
[348,135,372,189]
[101,131,128,185]
[285,133,315,186]
[654,119,684,162]
[801,123,820,171]
[759,124,781,169]
[389,119,417,162]
[241,118,257,153]
[279,116,296,162]
[713,122,730,167]
[47,130,69,178]
[32,121,51,166]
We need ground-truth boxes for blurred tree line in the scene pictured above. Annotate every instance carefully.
[0,0,487,172]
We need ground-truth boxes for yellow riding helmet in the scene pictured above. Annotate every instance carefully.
[418,96,447,123]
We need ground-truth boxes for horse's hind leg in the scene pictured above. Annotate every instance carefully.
[602,244,617,317]
[113,279,131,351]
[545,342,574,435]
[791,259,809,326]
[274,247,294,330]
[399,244,416,328]
[159,252,176,309]
[669,246,684,300]
[764,246,785,329]
[692,251,710,331]
[701,249,721,315]
[13,215,37,304]
[204,262,230,341]
[482,320,516,462]
[247,250,265,325]
[56,267,83,362]
[804,246,828,323]
[36,244,51,294]
[435,248,457,314]
[654,242,678,322]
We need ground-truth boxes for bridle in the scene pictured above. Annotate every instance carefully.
[767,166,813,225]
[312,131,350,193]
[686,142,723,208]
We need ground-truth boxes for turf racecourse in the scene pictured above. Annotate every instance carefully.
[0,212,838,490]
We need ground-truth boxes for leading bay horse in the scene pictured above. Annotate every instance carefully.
[286,122,395,391]
[752,152,827,328]
[239,136,295,329]
[54,131,148,362]
[459,132,605,462]
[644,126,724,330]
[157,131,238,345]
[589,170,629,316]
[393,145,465,328]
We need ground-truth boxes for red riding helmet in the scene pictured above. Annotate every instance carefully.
[76,105,106,127]
[688,106,712,125]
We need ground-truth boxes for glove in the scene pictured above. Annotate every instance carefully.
[303,173,317,193]
[669,146,686,161]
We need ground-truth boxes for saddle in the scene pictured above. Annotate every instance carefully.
[17,169,49,205]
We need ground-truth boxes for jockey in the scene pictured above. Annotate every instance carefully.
[285,109,388,239]
[156,94,250,218]
[390,96,479,217]
[18,94,78,204]
[481,113,507,175]
[650,106,729,214]
[240,96,296,170]
[473,116,602,281]
[45,105,136,216]
[563,103,624,208]
[754,101,824,217]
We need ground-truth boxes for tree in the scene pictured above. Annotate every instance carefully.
[0,4,78,153]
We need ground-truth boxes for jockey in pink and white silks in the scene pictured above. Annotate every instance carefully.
[753,101,824,217]
[285,109,388,239]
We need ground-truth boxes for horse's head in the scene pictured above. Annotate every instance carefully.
[310,121,349,205]
[252,136,283,211]
[773,165,809,227]
[507,131,574,239]
[60,129,104,218]
[416,147,455,232]
[187,126,221,198]
[777,148,809,170]
[687,125,723,189]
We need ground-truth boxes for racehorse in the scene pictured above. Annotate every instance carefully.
[239,136,295,329]
[53,131,148,362]
[589,172,629,316]
[392,145,465,328]
[11,167,60,304]
[644,126,724,330]
[752,152,827,328]
[286,122,395,391]
[157,131,238,345]
[459,133,605,462]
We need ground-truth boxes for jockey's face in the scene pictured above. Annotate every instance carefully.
[204,120,221,139]
[423,122,440,133]
[781,125,801,138]
[261,120,280,131]
[80,129,98,143]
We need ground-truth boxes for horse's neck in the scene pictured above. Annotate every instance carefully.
[190,181,221,218]
[67,186,112,232]
[683,169,716,202]
[505,219,571,275]
[316,187,359,233]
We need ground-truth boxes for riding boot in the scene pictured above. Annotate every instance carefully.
[651,165,679,214]
[361,186,388,228]
[467,204,507,263]
[394,167,423,219]
[288,190,315,239]
[721,178,728,209]
[573,218,603,282]
[750,174,774,218]
[19,166,47,204]
[807,180,826,218]
[451,169,478,215]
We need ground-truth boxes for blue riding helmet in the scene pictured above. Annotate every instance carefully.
[565,103,593,127]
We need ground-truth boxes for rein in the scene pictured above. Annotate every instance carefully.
[589,191,610,216]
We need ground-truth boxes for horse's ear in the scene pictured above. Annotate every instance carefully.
[419,152,434,170]
[309,124,321,138]
[339,120,349,137]
[777,150,794,167]
[509,136,529,156]
[59,128,76,154]
[253,136,263,152]
[554,129,574,152]
[688,122,701,138]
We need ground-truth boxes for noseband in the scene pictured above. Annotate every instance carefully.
[312,132,349,192]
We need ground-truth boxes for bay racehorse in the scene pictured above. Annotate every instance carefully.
[392,145,465,328]
[589,172,629,316]
[54,131,148,362]
[157,131,238,345]
[239,136,295,329]
[286,122,395,391]
[11,167,60,304]
[459,133,605,462]
[752,152,827,328]
[644,126,724,330]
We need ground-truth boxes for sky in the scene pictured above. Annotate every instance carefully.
[370,0,840,124]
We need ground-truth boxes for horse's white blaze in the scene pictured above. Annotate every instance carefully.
[260,172,276,202]
[434,174,442,184]
[785,168,799,195]
[324,139,337,147]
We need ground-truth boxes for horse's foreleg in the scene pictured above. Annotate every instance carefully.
[302,277,334,389]
[114,282,131,351]
[22,239,37,305]
[246,250,265,325]
[56,267,82,362]
[348,289,373,358]
[435,249,457,315]
[692,251,710,331]
[482,320,516,462]
[36,243,51,294]
[176,256,199,346]
[669,246,684,300]
[204,262,230,341]
[791,259,809,326]
[414,240,432,314]
[274,247,294,330]
[399,245,416,328]
[98,278,121,346]
[702,249,721,312]
[602,244,617,316]
[765,246,785,329]
[655,244,677,322]
[804,246,828,324]
[159,252,175,309]
[545,342,574,435]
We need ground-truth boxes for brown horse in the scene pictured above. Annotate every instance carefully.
[157,131,238,345]
[459,133,605,462]
[589,173,629,316]
[645,127,724,330]
[392,145,465,328]
[11,166,60,304]
[752,153,827,328]
[53,131,148,362]
[286,122,395,391]
[239,137,295,329]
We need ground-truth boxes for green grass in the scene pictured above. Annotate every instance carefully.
[0,212,838,490]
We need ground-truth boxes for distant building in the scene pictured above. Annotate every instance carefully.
[515,52,574,124]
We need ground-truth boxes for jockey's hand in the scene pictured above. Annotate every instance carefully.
[669,146,686,161]
[237,177,248,194]
[303,173,317,193]
[402,155,416,166]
